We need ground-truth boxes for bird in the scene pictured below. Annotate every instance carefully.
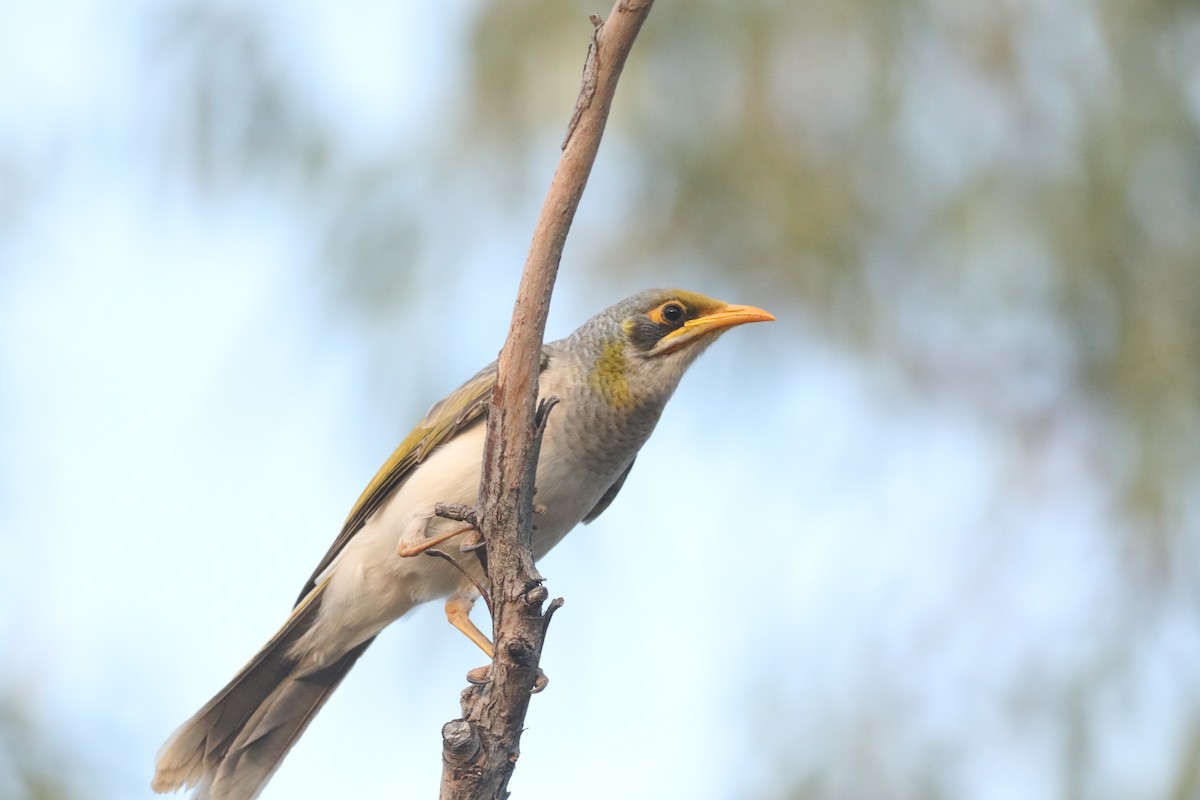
[152,288,774,800]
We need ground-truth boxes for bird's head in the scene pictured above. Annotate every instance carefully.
[567,288,775,411]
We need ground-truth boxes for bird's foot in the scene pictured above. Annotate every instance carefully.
[459,530,485,553]
[462,665,549,693]
[397,523,476,558]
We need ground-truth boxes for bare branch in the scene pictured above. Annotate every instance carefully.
[438,2,656,798]
[434,502,480,528]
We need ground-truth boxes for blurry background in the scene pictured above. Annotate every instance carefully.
[1,0,1198,798]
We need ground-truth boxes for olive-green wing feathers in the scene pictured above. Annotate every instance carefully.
[295,361,500,605]
[582,457,635,524]
[294,353,552,605]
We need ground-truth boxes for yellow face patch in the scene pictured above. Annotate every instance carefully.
[590,338,634,409]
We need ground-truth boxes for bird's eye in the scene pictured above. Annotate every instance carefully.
[661,303,684,323]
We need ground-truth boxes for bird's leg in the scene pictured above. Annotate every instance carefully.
[397,523,477,558]
[431,503,549,691]
[402,509,491,609]
[424,550,492,686]
[444,592,549,691]
[445,593,494,657]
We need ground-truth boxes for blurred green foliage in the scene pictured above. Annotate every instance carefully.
[0,697,84,800]
[142,0,1199,545]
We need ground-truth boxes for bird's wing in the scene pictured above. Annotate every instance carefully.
[294,354,547,606]
[582,457,636,524]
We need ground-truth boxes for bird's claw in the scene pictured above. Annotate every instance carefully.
[463,665,548,693]
[459,530,485,554]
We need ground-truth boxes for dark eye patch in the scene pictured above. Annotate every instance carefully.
[625,316,665,351]
[624,299,694,352]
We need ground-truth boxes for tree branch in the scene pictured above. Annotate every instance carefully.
[437,3,656,798]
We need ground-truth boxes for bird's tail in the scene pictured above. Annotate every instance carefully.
[152,580,374,800]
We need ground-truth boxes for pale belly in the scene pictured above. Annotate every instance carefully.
[294,403,624,665]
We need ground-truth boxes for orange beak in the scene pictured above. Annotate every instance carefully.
[649,302,776,356]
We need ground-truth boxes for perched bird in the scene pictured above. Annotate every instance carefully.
[152,288,773,800]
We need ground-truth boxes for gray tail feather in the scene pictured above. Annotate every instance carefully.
[152,584,374,800]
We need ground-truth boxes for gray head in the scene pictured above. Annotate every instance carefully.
[558,288,775,413]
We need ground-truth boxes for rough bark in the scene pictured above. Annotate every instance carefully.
[437,3,656,799]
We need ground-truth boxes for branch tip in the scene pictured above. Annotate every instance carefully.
[524,584,549,607]
[442,719,482,767]
[535,396,560,429]
[543,597,565,631]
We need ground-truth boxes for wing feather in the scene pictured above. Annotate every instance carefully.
[292,363,494,605]
[293,354,548,605]
[582,457,635,524]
